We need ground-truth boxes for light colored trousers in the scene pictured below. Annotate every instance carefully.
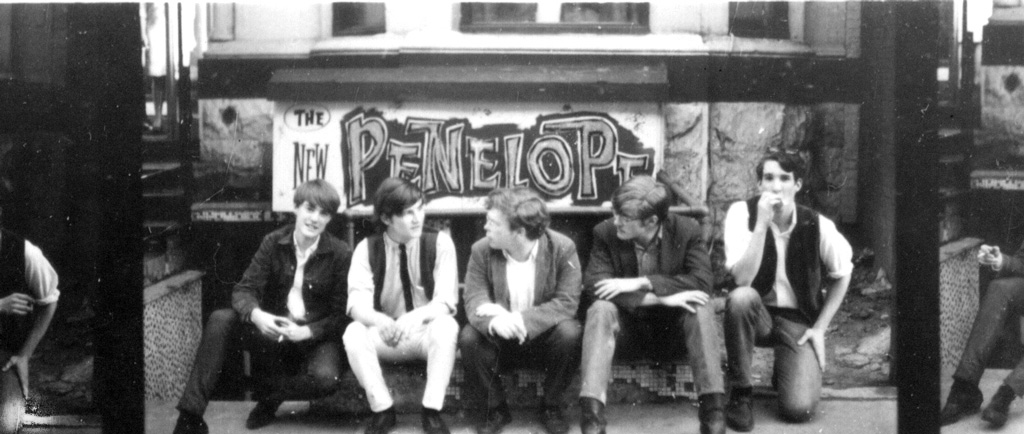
[343,315,459,412]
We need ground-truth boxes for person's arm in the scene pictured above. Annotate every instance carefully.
[4,241,59,396]
[583,222,647,311]
[797,215,854,371]
[232,232,275,322]
[724,201,767,287]
[403,232,459,325]
[346,240,395,329]
[464,241,497,335]
[646,216,712,296]
[519,236,582,338]
[995,239,1024,277]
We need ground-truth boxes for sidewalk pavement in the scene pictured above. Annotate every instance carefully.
[145,387,896,434]
[941,368,1024,433]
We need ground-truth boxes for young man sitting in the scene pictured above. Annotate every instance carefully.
[174,179,352,434]
[343,177,459,434]
[579,175,725,434]
[459,187,583,434]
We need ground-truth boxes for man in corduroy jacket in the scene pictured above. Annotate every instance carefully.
[578,175,724,434]
[459,187,582,434]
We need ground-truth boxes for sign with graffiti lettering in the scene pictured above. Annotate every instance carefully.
[272,102,663,212]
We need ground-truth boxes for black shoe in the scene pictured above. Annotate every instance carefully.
[699,393,727,434]
[579,397,606,434]
[366,407,398,434]
[982,385,1017,428]
[475,404,512,434]
[940,380,983,426]
[422,408,451,434]
[245,400,281,429]
[540,406,570,434]
[173,410,209,434]
[725,388,754,432]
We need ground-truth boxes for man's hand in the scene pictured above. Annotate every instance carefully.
[489,313,526,344]
[280,324,313,342]
[658,290,709,313]
[594,278,647,300]
[978,244,1003,269]
[475,303,509,318]
[250,309,290,340]
[0,294,34,316]
[378,318,404,348]
[756,192,782,225]
[2,355,29,397]
[797,328,827,371]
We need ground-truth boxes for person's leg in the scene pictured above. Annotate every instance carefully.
[579,300,621,404]
[534,319,582,408]
[458,325,506,411]
[770,315,821,422]
[724,287,773,390]
[0,352,23,434]
[176,308,241,417]
[342,321,393,413]
[265,339,343,401]
[678,303,726,434]
[418,315,459,411]
[954,278,1024,385]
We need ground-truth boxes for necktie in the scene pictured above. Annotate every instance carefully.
[399,244,415,313]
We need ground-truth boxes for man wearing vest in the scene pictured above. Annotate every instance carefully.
[940,240,1024,428]
[722,152,853,430]
[0,208,59,434]
[579,175,725,434]
[343,177,459,434]
[460,187,582,434]
[174,179,351,434]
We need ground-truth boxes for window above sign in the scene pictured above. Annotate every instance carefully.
[729,1,789,39]
[332,2,386,36]
[459,2,649,34]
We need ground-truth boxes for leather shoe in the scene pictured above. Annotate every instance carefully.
[981,385,1016,428]
[476,404,512,434]
[422,408,451,434]
[699,393,726,434]
[245,400,281,429]
[579,397,606,434]
[725,390,754,432]
[172,410,209,434]
[366,407,397,434]
[540,406,570,434]
[940,380,983,426]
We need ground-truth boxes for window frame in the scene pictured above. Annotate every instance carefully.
[331,2,386,37]
[458,2,650,35]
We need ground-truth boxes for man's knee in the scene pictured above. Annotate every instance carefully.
[427,315,459,345]
[549,320,583,350]
[986,278,1024,302]
[586,300,619,329]
[726,287,760,315]
[342,322,370,348]
[778,395,818,422]
[206,308,238,330]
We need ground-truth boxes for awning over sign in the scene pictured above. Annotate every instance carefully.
[267,63,669,102]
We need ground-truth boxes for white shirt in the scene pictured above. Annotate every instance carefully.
[723,201,853,308]
[504,240,539,313]
[347,231,458,319]
[24,240,59,305]
[286,233,320,321]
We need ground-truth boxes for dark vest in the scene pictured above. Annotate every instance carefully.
[0,229,32,352]
[367,230,438,312]
[745,196,823,324]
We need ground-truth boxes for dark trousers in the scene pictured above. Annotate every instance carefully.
[177,308,344,417]
[0,350,23,434]
[725,287,820,422]
[954,277,1024,396]
[458,320,582,410]
[580,300,724,402]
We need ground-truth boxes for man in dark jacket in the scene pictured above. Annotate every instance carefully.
[460,187,582,434]
[579,175,724,434]
[173,179,352,434]
[940,241,1024,428]
[722,152,852,430]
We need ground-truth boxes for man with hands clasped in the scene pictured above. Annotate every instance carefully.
[343,177,459,434]
[940,242,1024,428]
[174,180,352,434]
[460,187,582,434]
[722,152,853,430]
[0,208,59,434]
[578,175,725,434]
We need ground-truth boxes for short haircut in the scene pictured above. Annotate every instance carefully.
[293,179,341,213]
[373,177,424,231]
[485,187,550,241]
[612,175,670,222]
[756,151,807,183]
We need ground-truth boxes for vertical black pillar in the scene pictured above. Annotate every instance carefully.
[893,2,941,433]
[67,4,144,433]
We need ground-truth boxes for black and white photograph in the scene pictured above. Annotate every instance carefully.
[3,1,1004,433]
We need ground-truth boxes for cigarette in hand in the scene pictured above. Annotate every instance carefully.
[277,335,284,343]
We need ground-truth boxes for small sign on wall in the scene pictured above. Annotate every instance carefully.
[272,101,663,212]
